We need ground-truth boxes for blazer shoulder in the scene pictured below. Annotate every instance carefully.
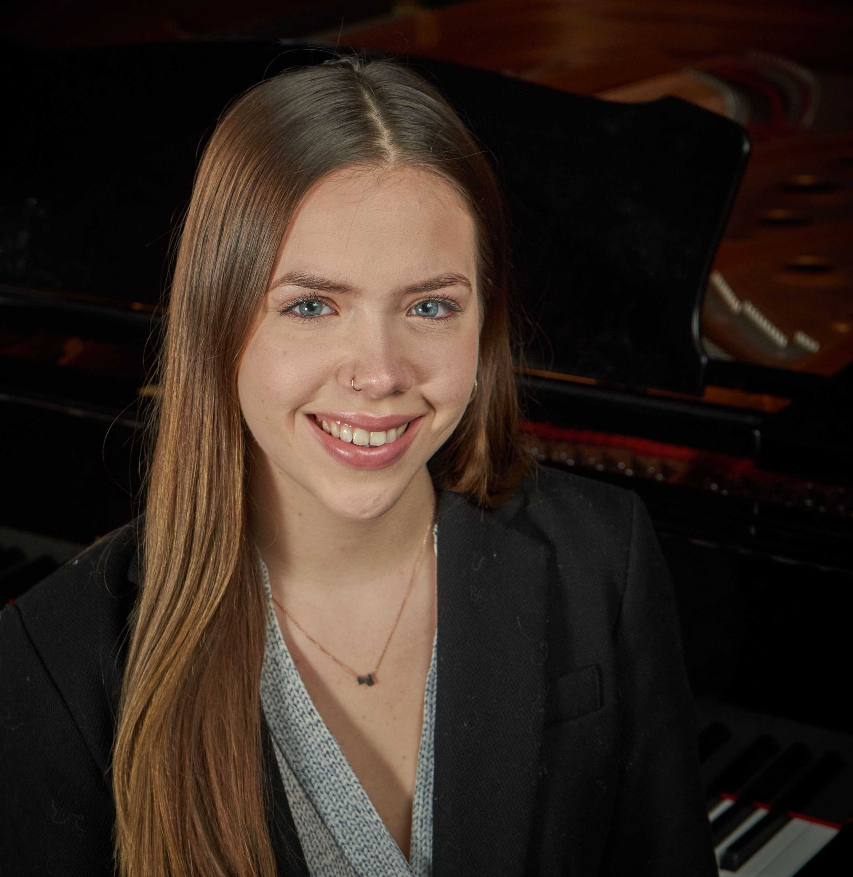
[0,528,134,877]
[509,462,638,549]
[498,464,654,632]
[0,520,141,777]
[7,519,140,633]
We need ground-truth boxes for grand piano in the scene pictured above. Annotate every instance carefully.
[1,40,850,875]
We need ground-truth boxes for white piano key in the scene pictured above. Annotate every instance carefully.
[710,798,736,821]
[717,817,838,877]
[719,817,809,876]
[716,807,769,864]
[755,820,837,877]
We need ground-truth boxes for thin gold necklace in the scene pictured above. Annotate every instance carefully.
[270,509,434,687]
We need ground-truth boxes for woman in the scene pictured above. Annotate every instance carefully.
[0,55,717,876]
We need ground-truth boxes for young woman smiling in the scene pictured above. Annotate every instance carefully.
[0,56,717,877]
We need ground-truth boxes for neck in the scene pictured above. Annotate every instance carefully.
[249,459,436,601]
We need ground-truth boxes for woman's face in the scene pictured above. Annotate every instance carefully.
[238,164,480,522]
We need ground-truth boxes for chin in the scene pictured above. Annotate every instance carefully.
[316,481,407,522]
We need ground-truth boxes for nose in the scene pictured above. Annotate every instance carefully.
[337,316,413,399]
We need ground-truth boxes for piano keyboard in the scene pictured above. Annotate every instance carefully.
[696,698,853,876]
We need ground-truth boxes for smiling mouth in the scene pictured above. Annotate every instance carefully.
[313,415,411,448]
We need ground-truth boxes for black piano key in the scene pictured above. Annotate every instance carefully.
[792,821,853,876]
[781,751,845,814]
[698,721,731,763]
[710,743,812,846]
[706,733,779,810]
[720,752,846,871]
[721,808,790,871]
[711,798,762,847]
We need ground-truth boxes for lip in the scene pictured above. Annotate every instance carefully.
[309,411,421,431]
[307,413,424,471]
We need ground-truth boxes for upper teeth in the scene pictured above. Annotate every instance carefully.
[316,416,409,447]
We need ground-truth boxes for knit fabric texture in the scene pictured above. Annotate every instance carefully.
[258,525,438,877]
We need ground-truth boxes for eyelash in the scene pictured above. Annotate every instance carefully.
[279,294,463,323]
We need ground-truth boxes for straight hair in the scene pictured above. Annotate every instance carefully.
[112,54,530,877]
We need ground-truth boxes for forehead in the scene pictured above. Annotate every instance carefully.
[272,165,478,287]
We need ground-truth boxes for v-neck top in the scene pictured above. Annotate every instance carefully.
[258,527,438,877]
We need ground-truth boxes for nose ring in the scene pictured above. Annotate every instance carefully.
[351,376,362,392]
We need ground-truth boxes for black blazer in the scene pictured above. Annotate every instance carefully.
[0,464,717,876]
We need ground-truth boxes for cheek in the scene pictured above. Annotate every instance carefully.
[237,333,323,425]
[236,341,271,422]
[422,327,479,407]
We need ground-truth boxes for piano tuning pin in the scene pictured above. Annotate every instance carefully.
[760,207,809,225]
[786,255,834,273]
[783,173,839,191]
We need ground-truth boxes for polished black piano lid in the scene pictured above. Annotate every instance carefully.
[0,39,748,395]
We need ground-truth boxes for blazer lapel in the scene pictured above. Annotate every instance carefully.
[432,487,550,876]
[27,497,549,876]
[261,711,311,877]
[137,542,310,876]
[17,524,141,782]
[137,540,309,876]
[20,528,308,877]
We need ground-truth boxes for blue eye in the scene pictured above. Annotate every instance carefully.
[280,294,462,322]
[295,300,325,317]
[410,297,462,320]
[413,301,441,318]
[281,298,334,320]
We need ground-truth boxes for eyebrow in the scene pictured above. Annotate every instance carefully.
[268,271,472,297]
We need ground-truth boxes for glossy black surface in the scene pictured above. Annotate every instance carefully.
[0,38,748,393]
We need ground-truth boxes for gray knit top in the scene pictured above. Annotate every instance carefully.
[258,527,438,877]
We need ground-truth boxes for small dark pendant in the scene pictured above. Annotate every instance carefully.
[357,673,376,686]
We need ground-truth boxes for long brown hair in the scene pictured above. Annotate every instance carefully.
[112,53,530,877]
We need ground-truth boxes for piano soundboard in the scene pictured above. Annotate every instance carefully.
[697,698,852,875]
